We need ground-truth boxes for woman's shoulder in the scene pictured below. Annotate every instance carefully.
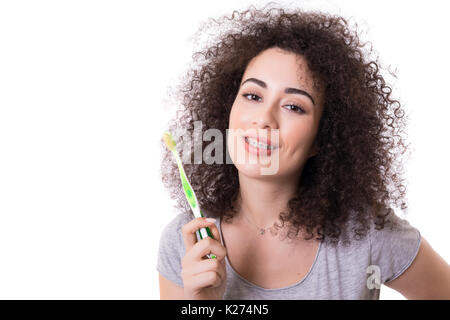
[157,209,194,259]
[327,205,418,249]
[158,209,194,254]
[157,209,193,287]
[366,205,419,239]
[367,207,421,283]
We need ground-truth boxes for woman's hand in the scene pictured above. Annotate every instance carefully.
[181,217,227,300]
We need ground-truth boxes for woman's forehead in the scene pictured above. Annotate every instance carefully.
[242,48,323,104]
[244,49,315,86]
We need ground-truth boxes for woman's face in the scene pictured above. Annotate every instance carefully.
[227,47,324,180]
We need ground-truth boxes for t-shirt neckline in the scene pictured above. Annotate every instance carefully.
[217,215,323,291]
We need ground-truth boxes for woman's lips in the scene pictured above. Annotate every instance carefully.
[243,136,278,156]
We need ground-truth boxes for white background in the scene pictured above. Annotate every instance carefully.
[0,0,448,299]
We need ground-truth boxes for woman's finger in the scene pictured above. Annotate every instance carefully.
[189,236,227,261]
[181,217,217,252]
[206,222,221,244]
[183,257,221,277]
[184,271,223,291]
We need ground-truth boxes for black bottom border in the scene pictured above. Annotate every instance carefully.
[0,299,447,318]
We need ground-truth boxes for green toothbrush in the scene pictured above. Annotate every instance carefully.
[163,131,217,259]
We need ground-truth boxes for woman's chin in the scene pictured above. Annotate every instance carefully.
[234,161,281,178]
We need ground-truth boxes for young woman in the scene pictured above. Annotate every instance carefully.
[157,4,450,299]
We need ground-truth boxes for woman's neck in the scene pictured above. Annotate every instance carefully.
[235,172,299,228]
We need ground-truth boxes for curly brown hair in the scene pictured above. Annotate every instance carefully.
[159,2,410,245]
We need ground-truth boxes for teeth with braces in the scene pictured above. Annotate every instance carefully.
[245,137,275,150]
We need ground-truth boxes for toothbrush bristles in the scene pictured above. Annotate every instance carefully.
[163,131,176,151]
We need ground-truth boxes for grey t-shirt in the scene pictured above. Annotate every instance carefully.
[157,208,421,299]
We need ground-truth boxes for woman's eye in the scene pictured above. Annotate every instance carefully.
[284,104,305,114]
[242,93,305,114]
[242,93,261,102]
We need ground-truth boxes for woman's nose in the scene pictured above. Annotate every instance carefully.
[251,103,279,130]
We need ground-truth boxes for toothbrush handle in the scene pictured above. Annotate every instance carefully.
[204,226,214,238]
[195,226,217,259]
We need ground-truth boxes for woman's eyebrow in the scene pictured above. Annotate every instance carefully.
[240,77,315,106]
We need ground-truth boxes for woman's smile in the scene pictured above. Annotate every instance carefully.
[243,135,278,156]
